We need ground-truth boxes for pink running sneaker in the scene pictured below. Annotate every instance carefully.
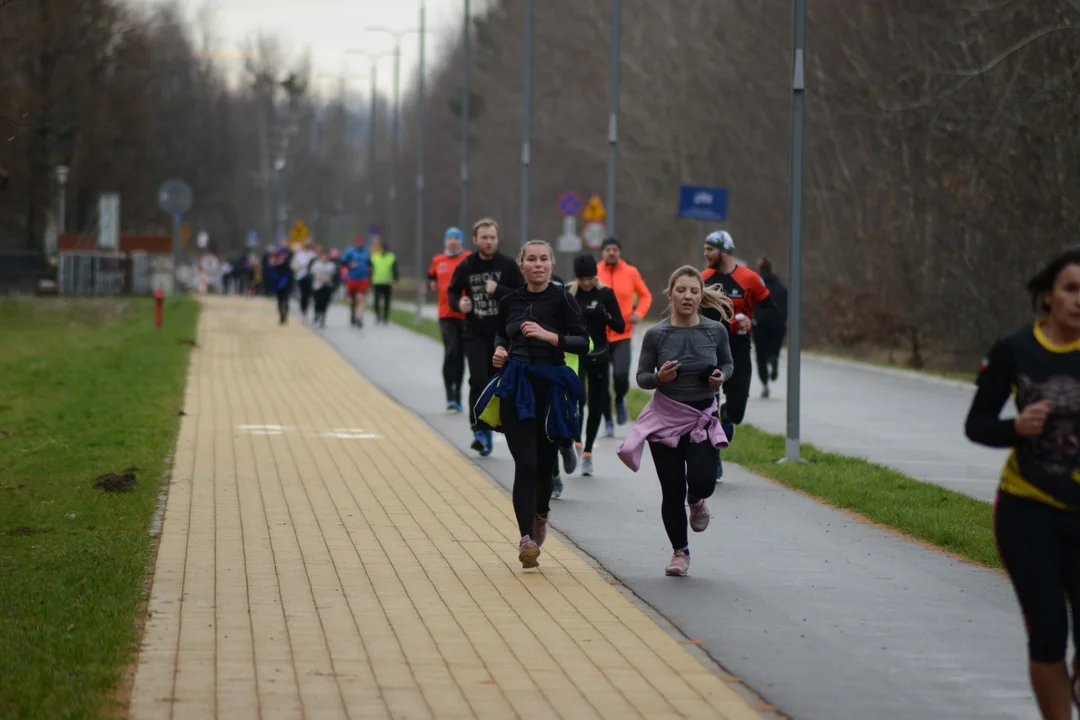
[518,536,541,569]
[665,550,690,577]
[689,499,710,533]
[533,513,549,547]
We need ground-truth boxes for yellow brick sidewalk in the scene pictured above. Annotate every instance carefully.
[129,297,764,720]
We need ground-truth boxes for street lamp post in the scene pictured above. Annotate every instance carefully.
[459,0,471,232]
[606,0,621,238]
[785,0,808,463]
[344,50,394,235]
[414,0,428,322]
[56,165,69,237]
[520,0,534,250]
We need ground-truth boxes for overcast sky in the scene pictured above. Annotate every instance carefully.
[148,0,476,98]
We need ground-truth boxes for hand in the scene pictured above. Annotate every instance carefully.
[521,321,558,346]
[458,296,473,314]
[736,315,752,333]
[1015,399,1052,438]
[493,346,509,368]
[428,280,437,292]
[707,369,724,390]
[656,360,679,383]
[485,279,498,295]
[629,312,642,325]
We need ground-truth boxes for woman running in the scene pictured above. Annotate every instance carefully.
[568,254,625,476]
[482,240,588,568]
[617,265,733,577]
[965,247,1080,720]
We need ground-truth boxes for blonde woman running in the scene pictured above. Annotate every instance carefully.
[617,266,734,577]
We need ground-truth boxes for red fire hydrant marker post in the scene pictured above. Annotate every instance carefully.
[154,288,164,329]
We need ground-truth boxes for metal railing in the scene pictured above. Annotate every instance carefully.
[58,251,131,295]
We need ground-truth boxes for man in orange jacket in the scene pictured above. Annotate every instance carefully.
[597,237,653,431]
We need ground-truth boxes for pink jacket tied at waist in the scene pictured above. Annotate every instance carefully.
[617,391,729,472]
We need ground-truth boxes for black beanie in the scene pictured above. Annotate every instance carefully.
[574,254,598,278]
[600,236,621,250]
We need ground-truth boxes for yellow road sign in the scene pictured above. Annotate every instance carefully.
[582,194,606,223]
[289,219,311,245]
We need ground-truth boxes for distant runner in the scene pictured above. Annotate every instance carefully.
[270,246,295,325]
[292,240,317,318]
[428,227,471,412]
[597,237,652,435]
[310,248,337,329]
[341,235,372,328]
[370,240,398,325]
[701,231,774,480]
[753,255,788,398]
[446,218,525,456]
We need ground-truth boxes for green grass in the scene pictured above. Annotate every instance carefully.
[385,312,997,569]
[0,296,200,719]
[625,388,997,568]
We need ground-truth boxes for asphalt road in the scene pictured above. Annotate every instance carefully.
[315,304,1036,720]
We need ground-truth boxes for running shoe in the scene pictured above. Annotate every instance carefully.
[446,401,458,412]
[716,458,724,483]
[616,400,629,425]
[665,550,690,577]
[518,536,540,569]
[559,443,578,475]
[771,366,779,382]
[479,430,494,457]
[551,473,563,499]
[471,431,486,454]
[761,386,770,399]
[533,513,549,547]
[452,401,464,413]
[689,499,710,533]
[581,453,594,477]
[604,420,615,438]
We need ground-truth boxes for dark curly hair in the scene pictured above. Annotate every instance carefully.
[1027,246,1080,314]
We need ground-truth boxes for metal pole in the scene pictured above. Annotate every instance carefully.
[414,0,427,322]
[606,0,621,238]
[390,42,401,252]
[520,0,533,250]
[367,64,378,233]
[785,0,807,463]
[171,213,181,307]
[459,0,471,232]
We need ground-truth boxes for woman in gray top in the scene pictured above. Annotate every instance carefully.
[632,265,734,577]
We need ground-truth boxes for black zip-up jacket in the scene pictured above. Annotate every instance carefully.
[495,284,590,366]
[447,251,525,339]
[571,285,625,354]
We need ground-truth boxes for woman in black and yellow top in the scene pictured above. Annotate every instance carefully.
[965,247,1080,720]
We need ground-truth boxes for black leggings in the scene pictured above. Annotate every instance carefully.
[464,335,496,431]
[603,339,633,421]
[373,284,392,323]
[995,491,1080,663]
[313,286,332,317]
[579,353,610,453]
[439,318,466,404]
[298,275,314,315]
[502,378,558,538]
[649,428,718,551]
[720,336,753,425]
[753,323,785,385]
[275,288,290,323]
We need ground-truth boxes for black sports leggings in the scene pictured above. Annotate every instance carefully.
[648,426,718,551]
[438,318,466,404]
[753,323,785,385]
[720,336,753,425]
[502,377,559,538]
[373,284,392,323]
[579,353,610,453]
[464,335,497,431]
[995,491,1080,663]
[603,339,633,421]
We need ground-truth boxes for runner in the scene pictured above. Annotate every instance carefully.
[701,230,774,480]
[370,239,398,325]
[568,253,625,477]
[617,265,733,577]
[752,255,788,398]
[270,246,295,325]
[965,247,1080,720]
[428,227,471,412]
[341,234,372,328]
[292,240,317,318]
[309,248,337,329]
[476,239,587,568]
[447,218,525,456]
[597,237,652,436]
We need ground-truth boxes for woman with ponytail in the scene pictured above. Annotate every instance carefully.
[617,266,734,577]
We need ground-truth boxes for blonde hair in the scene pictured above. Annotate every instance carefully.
[371,239,385,254]
[665,265,733,321]
[472,217,499,237]
[567,277,606,296]
[517,239,555,265]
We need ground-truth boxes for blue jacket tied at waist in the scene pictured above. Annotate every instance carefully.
[476,358,583,441]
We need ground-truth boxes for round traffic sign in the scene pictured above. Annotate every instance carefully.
[558,191,583,218]
[157,178,193,216]
[582,222,606,250]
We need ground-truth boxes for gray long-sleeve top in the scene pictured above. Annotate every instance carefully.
[636,317,734,403]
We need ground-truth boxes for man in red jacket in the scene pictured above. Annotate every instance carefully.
[701,230,775,480]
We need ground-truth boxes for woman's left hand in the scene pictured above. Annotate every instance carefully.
[707,370,724,390]
[521,321,558,346]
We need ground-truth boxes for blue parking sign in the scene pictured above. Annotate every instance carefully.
[678,185,729,222]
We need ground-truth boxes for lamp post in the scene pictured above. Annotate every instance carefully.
[344,50,395,234]
[459,0,471,232]
[520,0,534,251]
[785,0,808,463]
[605,0,621,238]
[56,165,69,237]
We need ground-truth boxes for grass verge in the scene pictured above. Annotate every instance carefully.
[386,311,997,569]
[625,388,997,568]
[0,296,200,719]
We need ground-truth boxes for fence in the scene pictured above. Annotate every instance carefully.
[57,251,159,296]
